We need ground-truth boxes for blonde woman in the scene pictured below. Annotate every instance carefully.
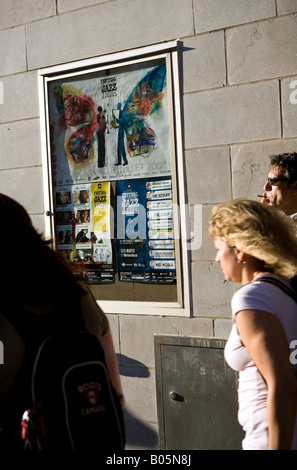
[209,199,297,450]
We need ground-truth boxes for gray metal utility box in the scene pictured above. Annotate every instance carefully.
[154,335,244,450]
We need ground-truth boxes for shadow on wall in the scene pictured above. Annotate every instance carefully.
[117,354,159,450]
[118,354,150,377]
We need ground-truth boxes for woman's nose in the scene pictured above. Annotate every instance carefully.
[264,180,271,191]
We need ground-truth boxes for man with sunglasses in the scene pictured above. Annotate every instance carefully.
[261,152,297,222]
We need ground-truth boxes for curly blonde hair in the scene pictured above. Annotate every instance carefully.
[209,199,297,278]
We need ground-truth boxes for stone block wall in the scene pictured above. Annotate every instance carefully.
[1,0,297,449]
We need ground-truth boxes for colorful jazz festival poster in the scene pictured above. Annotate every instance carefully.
[48,57,171,186]
[116,177,176,284]
[54,182,114,283]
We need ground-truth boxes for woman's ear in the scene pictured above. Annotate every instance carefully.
[234,248,245,264]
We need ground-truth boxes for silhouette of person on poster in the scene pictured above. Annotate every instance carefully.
[96,106,107,168]
[112,103,128,166]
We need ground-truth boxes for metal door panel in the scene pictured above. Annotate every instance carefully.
[155,335,244,450]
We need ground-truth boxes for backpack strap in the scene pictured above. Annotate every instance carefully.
[256,276,297,303]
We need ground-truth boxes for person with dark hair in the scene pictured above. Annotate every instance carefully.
[0,193,124,449]
[75,228,89,243]
[78,190,89,204]
[260,152,297,221]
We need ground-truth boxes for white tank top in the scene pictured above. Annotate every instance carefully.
[224,273,297,449]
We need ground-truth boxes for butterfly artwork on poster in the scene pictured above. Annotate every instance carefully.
[48,58,172,187]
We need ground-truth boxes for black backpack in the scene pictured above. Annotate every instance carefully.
[1,302,125,451]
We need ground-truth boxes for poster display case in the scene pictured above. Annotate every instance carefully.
[39,41,190,316]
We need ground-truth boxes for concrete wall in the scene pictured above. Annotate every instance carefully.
[1,0,297,449]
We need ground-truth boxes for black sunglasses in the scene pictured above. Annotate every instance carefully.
[267,176,290,186]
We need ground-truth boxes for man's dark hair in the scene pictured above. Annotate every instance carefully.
[270,152,297,183]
